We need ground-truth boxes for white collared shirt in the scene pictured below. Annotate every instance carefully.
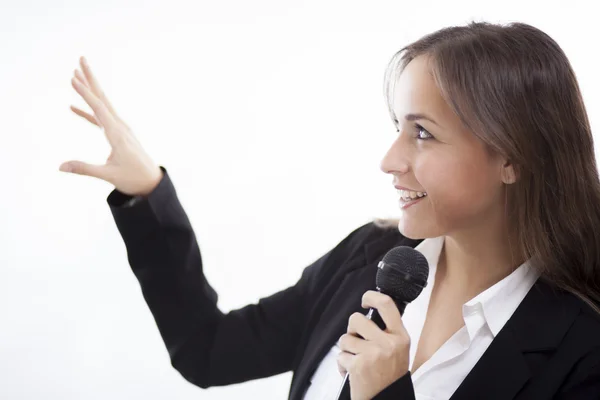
[302,236,540,400]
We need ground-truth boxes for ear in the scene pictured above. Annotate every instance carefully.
[500,160,517,184]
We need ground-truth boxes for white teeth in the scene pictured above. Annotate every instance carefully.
[397,189,427,200]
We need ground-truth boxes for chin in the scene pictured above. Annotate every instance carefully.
[397,219,440,240]
[397,222,423,240]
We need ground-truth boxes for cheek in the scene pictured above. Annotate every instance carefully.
[416,152,500,230]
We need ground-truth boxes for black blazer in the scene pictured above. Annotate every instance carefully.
[107,167,600,400]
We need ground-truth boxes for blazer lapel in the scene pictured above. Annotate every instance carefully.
[449,324,530,399]
[288,229,420,400]
[450,279,581,400]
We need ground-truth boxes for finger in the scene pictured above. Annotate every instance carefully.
[338,333,370,355]
[337,361,347,377]
[59,161,114,182]
[71,77,119,144]
[77,57,132,131]
[347,312,386,342]
[79,57,119,118]
[337,351,355,377]
[362,291,404,334]
[74,69,90,88]
[70,105,101,128]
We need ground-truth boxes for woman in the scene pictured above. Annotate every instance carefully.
[61,21,600,399]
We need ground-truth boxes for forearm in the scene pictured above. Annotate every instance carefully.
[108,167,224,386]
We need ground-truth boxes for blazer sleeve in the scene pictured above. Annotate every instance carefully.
[372,372,416,400]
[107,166,372,389]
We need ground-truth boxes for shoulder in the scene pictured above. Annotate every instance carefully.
[571,295,600,342]
[306,220,405,282]
[292,221,403,308]
[551,288,600,365]
[554,295,600,396]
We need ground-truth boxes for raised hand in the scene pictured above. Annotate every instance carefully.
[61,56,163,196]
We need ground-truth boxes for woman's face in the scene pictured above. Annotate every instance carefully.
[380,55,508,239]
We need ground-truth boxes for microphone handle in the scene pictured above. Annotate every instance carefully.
[334,296,407,400]
[366,296,408,331]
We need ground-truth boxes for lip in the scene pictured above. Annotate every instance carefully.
[394,185,423,192]
[399,196,425,210]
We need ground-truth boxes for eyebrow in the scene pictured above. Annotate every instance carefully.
[394,113,441,127]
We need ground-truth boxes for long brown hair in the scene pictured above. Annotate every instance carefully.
[375,21,600,312]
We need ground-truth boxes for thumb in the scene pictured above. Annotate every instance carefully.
[59,161,113,182]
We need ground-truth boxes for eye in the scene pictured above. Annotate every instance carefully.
[414,123,434,140]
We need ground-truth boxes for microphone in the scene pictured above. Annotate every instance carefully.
[335,245,429,400]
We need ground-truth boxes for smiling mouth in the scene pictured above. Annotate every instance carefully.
[397,189,427,201]
[399,193,427,202]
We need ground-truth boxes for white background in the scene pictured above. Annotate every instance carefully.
[1,0,599,399]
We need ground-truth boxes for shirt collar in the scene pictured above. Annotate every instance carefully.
[470,261,540,336]
[414,236,540,337]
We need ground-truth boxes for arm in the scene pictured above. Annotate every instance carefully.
[108,167,370,388]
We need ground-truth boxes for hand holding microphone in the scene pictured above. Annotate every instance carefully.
[336,246,429,400]
[337,290,412,400]
[60,56,163,197]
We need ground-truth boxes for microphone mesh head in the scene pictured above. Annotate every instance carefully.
[376,246,429,303]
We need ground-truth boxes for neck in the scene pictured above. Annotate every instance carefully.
[437,223,524,300]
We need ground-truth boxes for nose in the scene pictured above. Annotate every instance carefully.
[380,135,410,175]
